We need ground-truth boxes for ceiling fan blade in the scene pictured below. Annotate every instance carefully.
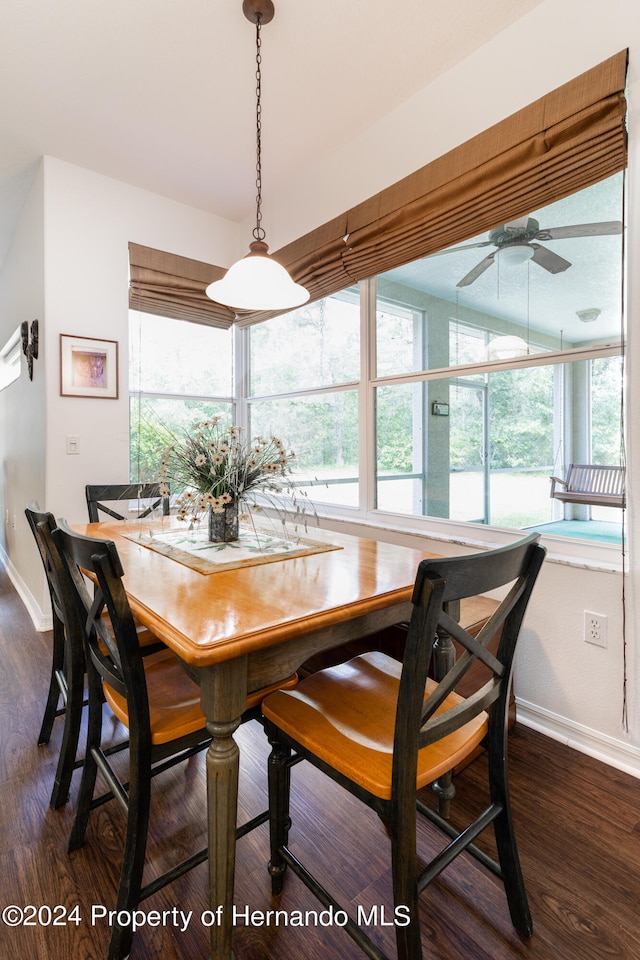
[428,240,492,258]
[529,243,571,274]
[535,220,623,240]
[456,253,496,287]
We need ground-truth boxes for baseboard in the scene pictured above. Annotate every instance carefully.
[0,545,52,631]
[516,697,640,780]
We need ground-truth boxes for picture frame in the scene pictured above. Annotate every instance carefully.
[60,334,119,399]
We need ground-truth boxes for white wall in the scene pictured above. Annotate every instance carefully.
[0,163,47,620]
[41,157,240,523]
[266,0,638,253]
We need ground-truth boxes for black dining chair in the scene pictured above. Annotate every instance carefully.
[25,504,86,808]
[85,482,170,522]
[52,519,297,960]
[26,505,169,808]
[262,534,545,960]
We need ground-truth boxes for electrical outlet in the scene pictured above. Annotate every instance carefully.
[584,610,608,648]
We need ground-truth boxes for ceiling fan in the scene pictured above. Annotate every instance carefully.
[437,216,623,287]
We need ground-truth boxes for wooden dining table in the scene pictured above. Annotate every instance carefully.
[73,515,437,959]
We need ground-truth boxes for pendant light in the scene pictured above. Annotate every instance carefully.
[206,0,309,313]
[486,335,530,360]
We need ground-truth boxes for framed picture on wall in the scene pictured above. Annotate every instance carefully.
[60,334,119,399]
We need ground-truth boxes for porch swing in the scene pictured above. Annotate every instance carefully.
[550,463,625,508]
[549,348,625,510]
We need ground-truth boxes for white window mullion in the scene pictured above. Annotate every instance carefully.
[361,277,377,518]
[234,322,250,432]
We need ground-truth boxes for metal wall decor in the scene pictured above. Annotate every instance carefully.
[21,319,39,380]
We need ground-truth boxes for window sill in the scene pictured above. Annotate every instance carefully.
[309,506,624,575]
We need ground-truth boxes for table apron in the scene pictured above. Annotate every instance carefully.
[245,599,413,690]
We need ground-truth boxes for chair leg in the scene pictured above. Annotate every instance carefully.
[68,667,103,852]
[267,726,292,896]
[390,801,422,960]
[488,727,533,937]
[107,757,152,960]
[37,616,65,746]
[49,642,85,809]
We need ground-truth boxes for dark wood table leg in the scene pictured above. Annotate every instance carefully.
[199,659,248,960]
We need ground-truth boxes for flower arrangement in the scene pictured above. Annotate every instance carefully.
[159,416,306,540]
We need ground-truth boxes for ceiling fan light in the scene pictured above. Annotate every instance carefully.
[486,335,530,361]
[206,242,310,312]
[495,244,535,267]
[576,308,601,323]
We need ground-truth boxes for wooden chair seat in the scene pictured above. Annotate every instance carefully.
[103,649,208,744]
[102,615,159,649]
[263,651,487,799]
[105,650,298,746]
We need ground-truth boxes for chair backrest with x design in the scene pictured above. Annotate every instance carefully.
[52,521,156,743]
[393,533,545,808]
[85,483,169,522]
[24,504,87,808]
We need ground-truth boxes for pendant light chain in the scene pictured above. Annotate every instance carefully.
[253,16,265,242]
[204,2,309,311]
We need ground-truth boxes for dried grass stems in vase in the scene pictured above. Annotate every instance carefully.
[159,416,311,542]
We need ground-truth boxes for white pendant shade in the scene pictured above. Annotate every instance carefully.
[486,335,530,360]
[206,242,309,312]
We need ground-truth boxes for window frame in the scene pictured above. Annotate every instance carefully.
[128,295,625,567]
[128,52,628,563]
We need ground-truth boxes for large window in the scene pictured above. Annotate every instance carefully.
[248,291,361,508]
[129,311,234,482]
[245,173,625,539]
[130,173,625,544]
[366,173,624,536]
[375,358,623,530]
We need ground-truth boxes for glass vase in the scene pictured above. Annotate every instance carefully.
[207,501,239,542]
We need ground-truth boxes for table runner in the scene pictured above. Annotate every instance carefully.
[121,522,341,575]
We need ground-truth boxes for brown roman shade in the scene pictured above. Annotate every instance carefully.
[238,49,628,325]
[128,243,235,329]
[130,51,627,329]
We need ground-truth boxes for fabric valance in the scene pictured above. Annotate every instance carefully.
[130,51,627,329]
[237,50,627,326]
[128,243,235,328]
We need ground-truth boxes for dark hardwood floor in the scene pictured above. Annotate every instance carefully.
[1,563,640,960]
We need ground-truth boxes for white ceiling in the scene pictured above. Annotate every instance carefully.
[0,0,544,267]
